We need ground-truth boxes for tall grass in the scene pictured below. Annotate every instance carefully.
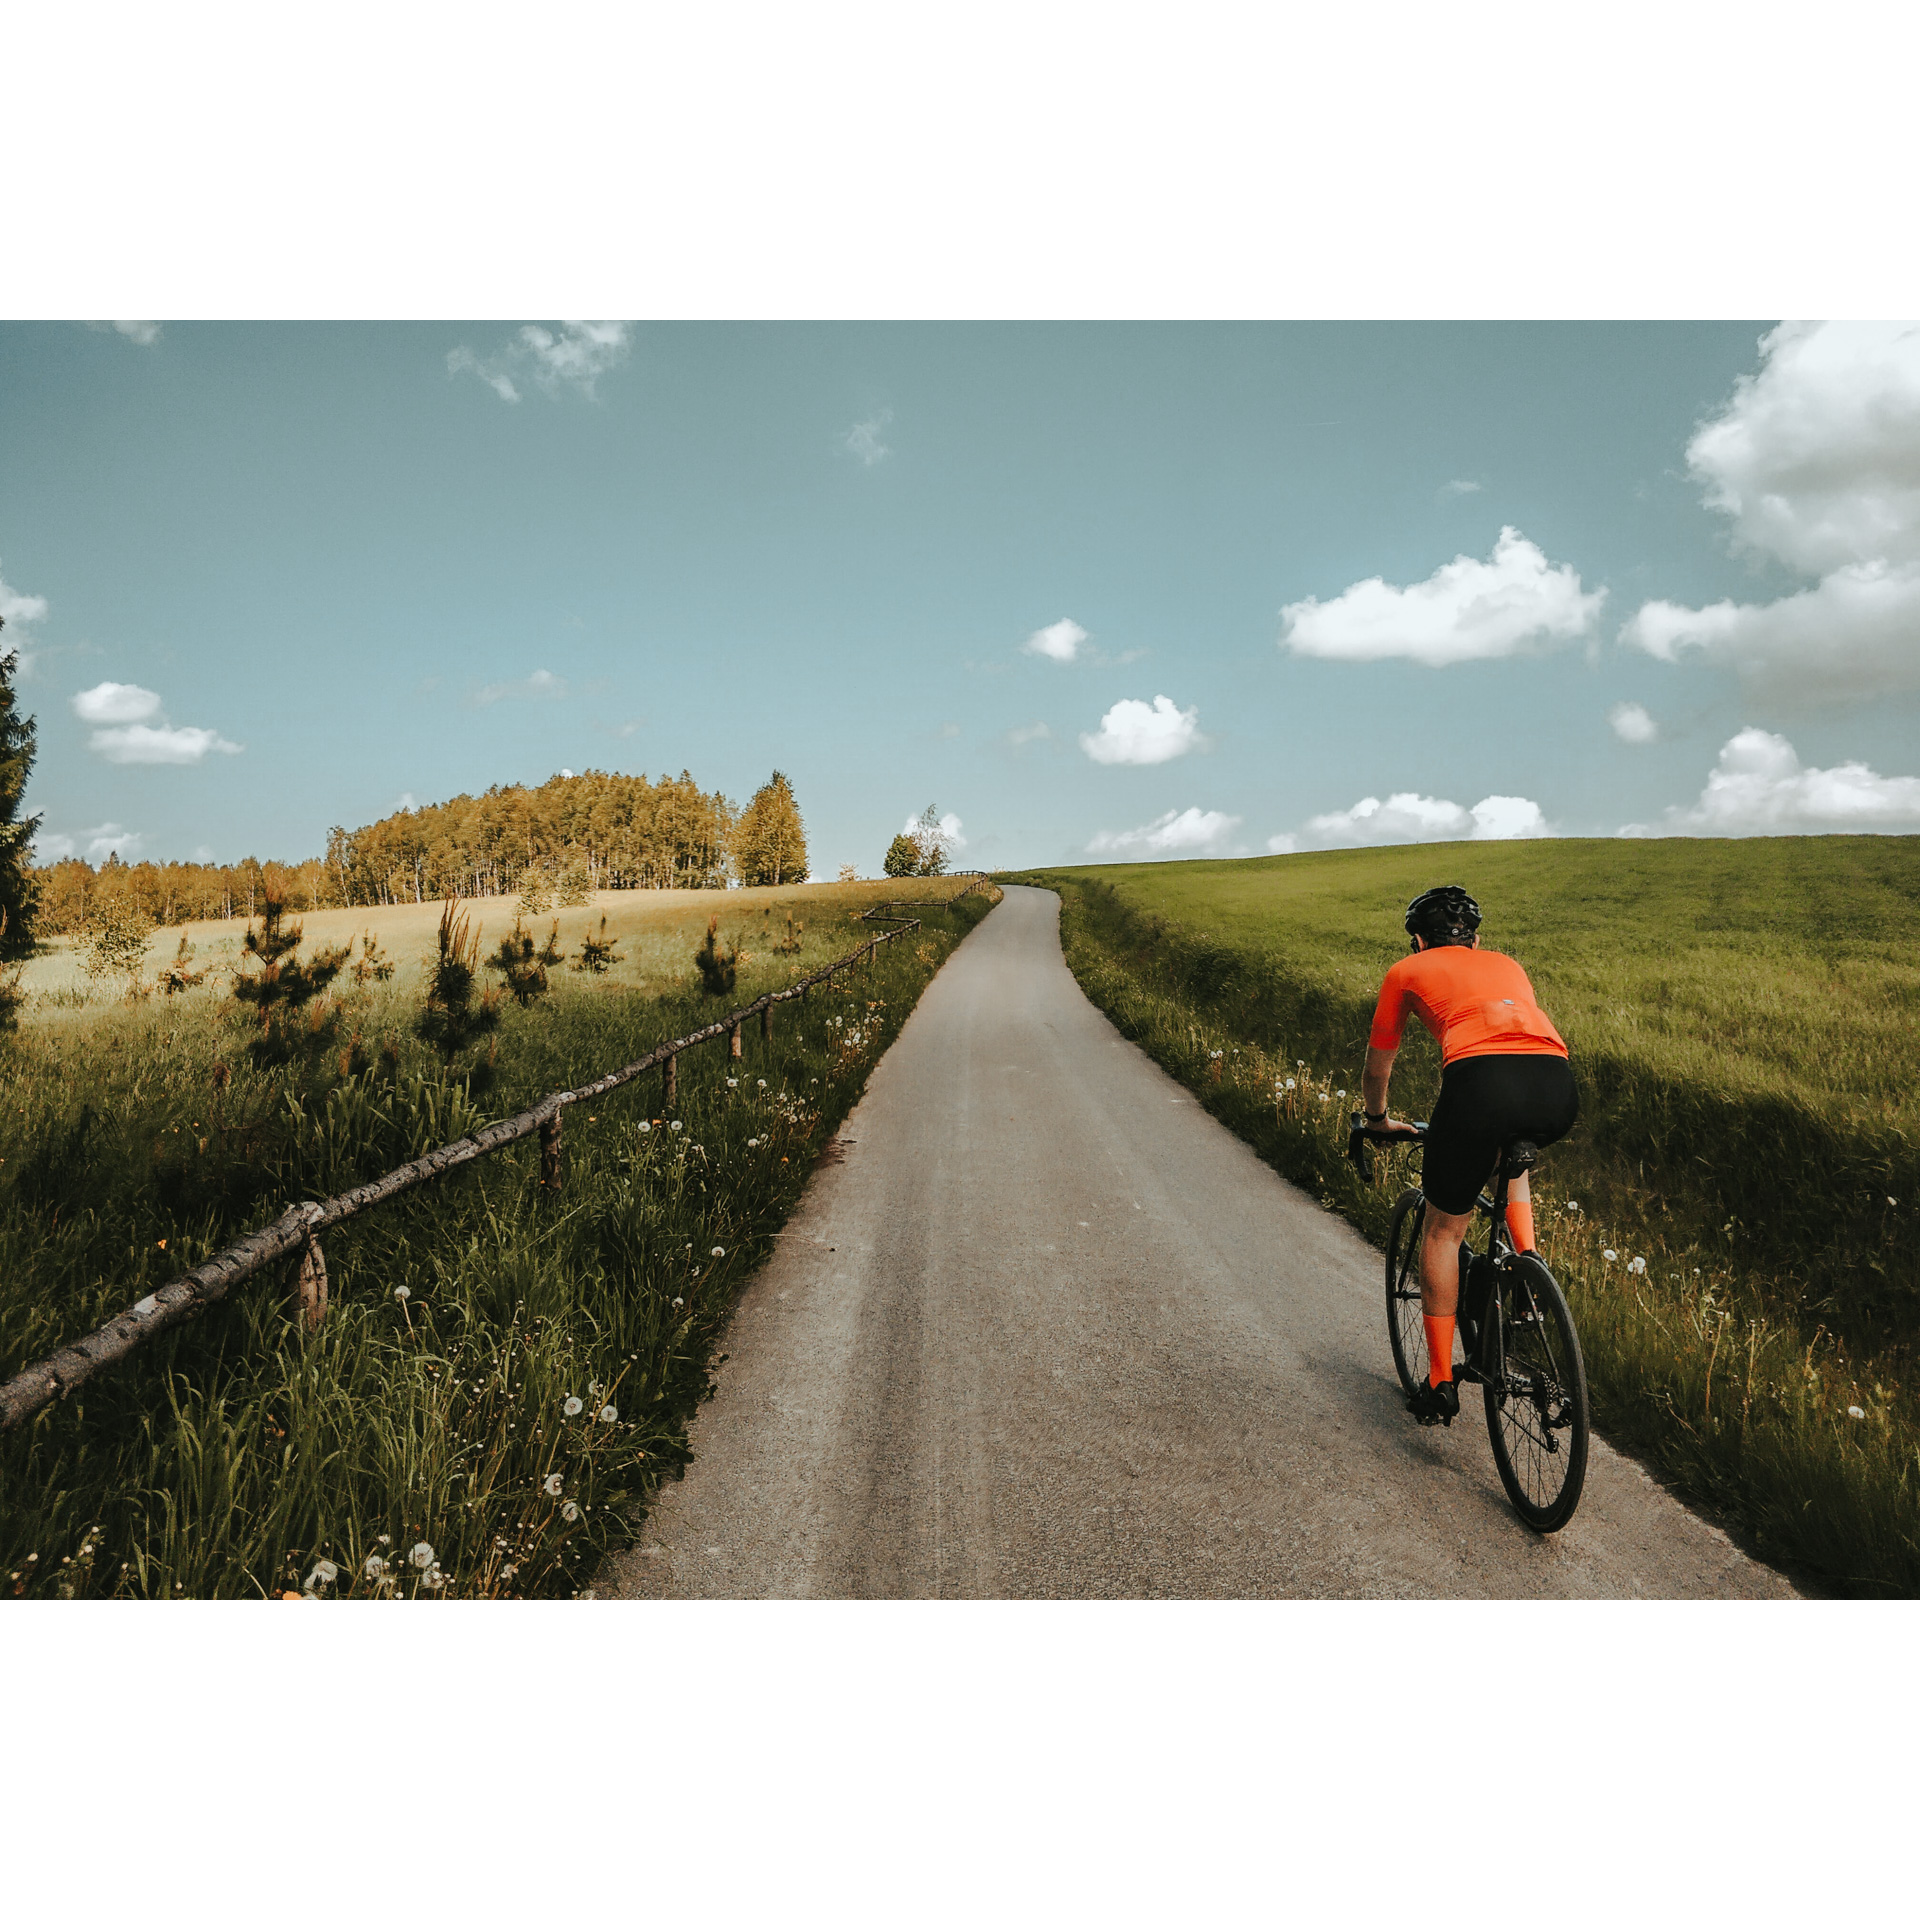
[1022,847,1920,1596]
[1,881,999,1599]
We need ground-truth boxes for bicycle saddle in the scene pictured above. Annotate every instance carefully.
[1502,1138,1540,1174]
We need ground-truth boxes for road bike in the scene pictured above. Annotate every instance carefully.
[1350,1118,1590,1532]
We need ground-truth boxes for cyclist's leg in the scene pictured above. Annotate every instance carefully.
[1418,1201,1473,1387]
[1413,1063,1501,1392]
[1505,1169,1535,1252]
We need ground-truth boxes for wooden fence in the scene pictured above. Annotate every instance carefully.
[0,876,997,1433]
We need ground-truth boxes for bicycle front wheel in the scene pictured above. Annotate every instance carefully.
[1485,1254,1589,1532]
[1384,1187,1428,1396]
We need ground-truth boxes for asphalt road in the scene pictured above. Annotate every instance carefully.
[600,886,1793,1599]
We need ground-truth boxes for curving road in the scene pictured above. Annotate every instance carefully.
[600,886,1793,1599]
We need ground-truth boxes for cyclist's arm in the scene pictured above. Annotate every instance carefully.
[1361,1044,1396,1120]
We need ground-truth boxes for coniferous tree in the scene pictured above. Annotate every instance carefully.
[487,916,563,1008]
[0,631,39,959]
[572,914,620,973]
[418,900,501,1069]
[734,771,810,887]
[693,914,739,995]
[230,886,351,1063]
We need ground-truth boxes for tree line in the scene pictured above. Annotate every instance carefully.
[11,746,811,940]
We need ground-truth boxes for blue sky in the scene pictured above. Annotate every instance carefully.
[4,319,1918,877]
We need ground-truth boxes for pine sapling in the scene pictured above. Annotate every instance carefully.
[350,932,395,986]
[487,915,562,1008]
[417,899,501,1071]
[573,913,621,973]
[230,886,351,1064]
[159,934,211,995]
[693,914,739,996]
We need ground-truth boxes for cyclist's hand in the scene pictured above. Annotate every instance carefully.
[1365,1118,1420,1141]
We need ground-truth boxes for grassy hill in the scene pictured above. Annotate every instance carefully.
[1012,837,1920,1594]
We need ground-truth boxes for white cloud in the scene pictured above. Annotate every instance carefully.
[843,410,893,466]
[1281,526,1605,666]
[39,822,144,863]
[518,322,630,396]
[448,322,631,404]
[71,680,241,763]
[1025,618,1089,663]
[89,724,242,766]
[1442,478,1482,495]
[1609,701,1658,743]
[73,681,162,724]
[1624,728,1920,836]
[1623,323,1920,699]
[1299,790,1550,848]
[473,668,568,707]
[1080,694,1203,766]
[447,346,520,403]
[1620,559,1920,701]
[1,560,49,632]
[113,322,161,346]
[1007,721,1050,745]
[1088,807,1242,858]
[1266,833,1298,854]
[1686,321,1920,574]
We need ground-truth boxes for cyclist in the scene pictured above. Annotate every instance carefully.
[1360,885,1579,1425]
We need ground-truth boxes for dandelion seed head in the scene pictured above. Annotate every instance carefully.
[669,1120,682,1132]
[1848,1405,1866,1420]
[561,1500,581,1521]
[672,1296,684,1309]
[563,1396,584,1417]
[1627,1256,1647,1274]
[599,1404,617,1423]
[392,1284,410,1301]
[711,1246,724,1257]
[408,1541,435,1569]
[1602,1249,1618,1262]
[757,1078,766,1088]
[543,1473,564,1496]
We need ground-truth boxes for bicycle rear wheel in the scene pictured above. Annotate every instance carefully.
[1484,1254,1589,1532]
[1384,1188,1428,1396]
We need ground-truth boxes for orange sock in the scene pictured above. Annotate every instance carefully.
[1424,1315,1455,1387]
[1506,1200,1535,1253]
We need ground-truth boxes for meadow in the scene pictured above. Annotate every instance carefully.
[1014,838,1920,1596]
[1,879,998,1599]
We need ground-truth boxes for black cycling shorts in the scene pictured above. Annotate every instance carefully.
[1421,1053,1579,1216]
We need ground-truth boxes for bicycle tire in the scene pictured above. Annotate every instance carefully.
[1484,1253,1589,1532]
[1384,1187,1429,1397]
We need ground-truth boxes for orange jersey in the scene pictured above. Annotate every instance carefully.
[1368,946,1568,1066]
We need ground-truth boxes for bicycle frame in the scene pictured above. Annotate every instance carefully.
[1352,1117,1539,1383]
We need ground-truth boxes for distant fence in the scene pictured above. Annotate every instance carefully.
[0,875,998,1433]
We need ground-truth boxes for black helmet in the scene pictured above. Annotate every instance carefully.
[1404,885,1481,946]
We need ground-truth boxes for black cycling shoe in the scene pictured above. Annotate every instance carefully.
[1407,1379,1460,1426]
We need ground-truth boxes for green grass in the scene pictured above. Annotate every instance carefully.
[1,880,998,1599]
[1013,840,1920,1596]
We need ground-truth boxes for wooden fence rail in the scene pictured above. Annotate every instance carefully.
[0,876,997,1433]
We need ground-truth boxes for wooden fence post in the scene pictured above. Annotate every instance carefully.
[540,1110,562,1197]
[663,1051,678,1109]
[728,1023,743,1061]
[294,1232,328,1331]
[761,1002,773,1044]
